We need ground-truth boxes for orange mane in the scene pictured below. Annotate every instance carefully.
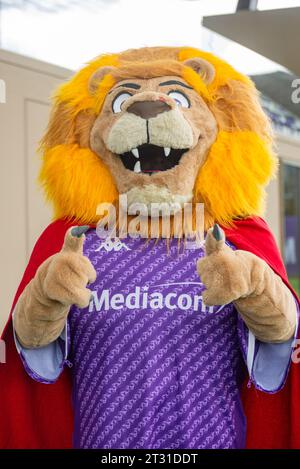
[39,46,276,226]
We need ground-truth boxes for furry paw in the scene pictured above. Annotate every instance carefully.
[197,225,252,306]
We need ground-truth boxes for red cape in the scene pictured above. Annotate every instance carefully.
[0,217,299,448]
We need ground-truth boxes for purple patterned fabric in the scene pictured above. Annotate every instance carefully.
[15,228,297,448]
[68,230,247,449]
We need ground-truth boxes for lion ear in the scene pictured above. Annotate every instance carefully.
[183,58,215,85]
[88,66,116,93]
[39,102,96,150]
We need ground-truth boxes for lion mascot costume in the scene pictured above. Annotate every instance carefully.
[0,47,300,449]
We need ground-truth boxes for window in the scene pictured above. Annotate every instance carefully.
[282,163,300,296]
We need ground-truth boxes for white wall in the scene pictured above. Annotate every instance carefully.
[0,50,70,333]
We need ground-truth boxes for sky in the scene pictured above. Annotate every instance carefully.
[1,0,300,74]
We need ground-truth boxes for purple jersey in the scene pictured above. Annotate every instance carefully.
[15,229,296,449]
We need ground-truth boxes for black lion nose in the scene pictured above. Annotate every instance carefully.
[127,100,171,119]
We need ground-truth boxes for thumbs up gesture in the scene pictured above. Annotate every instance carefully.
[14,226,97,348]
[44,226,97,308]
[196,224,297,343]
[197,225,253,306]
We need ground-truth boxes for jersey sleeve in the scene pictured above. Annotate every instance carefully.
[12,315,70,384]
[237,297,299,392]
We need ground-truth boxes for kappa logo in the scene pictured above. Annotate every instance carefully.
[95,237,131,252]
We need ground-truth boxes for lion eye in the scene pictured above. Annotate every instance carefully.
[112,92,132,113]
[167,90,190,108]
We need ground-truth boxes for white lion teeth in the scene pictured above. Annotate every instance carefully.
[131,148,139,159]
[164,147,171,157]
[134,161,141,173]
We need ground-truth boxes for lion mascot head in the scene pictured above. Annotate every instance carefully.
[39,46,276,231]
